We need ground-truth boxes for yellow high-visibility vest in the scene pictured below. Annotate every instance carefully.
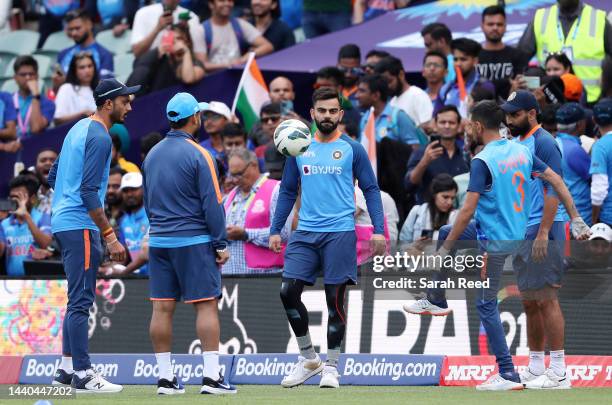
[534,4,606,102]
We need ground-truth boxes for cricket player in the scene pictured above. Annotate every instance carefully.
[142,92,235,395]
[269,87,386,389]
[49,79,139,393]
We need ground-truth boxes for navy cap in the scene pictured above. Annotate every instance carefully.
[501,90,540,114]
[556,102,585,125]
[593,97,612,126]
[94,79,140,104]
[166,92,209,122]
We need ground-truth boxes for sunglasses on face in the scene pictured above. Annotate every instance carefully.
[338,66,364,76]
[261,115,281,123]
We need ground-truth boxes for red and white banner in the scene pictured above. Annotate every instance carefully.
[441,356,612,387]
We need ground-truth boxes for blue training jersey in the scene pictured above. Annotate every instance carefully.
[118,206,149,275]
[1,209,51,276]
[514,126,566,226]
[590,132,612,224]
[49,117,112,233]
[472,140,535,250]
[557,133,590,225]
[271,132,385,235]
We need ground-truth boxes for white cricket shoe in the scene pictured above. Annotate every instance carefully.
[319,366,340,388]
[281,355,324,388]
[476,373,523,391]
[71,370,123,394]
[519,368,543,386]
[524,368,571,390]
[403,298,452,316]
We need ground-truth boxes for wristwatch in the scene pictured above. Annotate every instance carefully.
[33,94,41,100]
[215,243,228,254]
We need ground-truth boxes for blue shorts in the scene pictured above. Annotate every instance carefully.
[283,230,357,285]
[512,221,567,292]
[149,242,221,303]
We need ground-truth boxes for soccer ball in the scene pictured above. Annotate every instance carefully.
[273,119,312,157]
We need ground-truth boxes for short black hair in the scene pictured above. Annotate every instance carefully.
[435,105,461,123]
[222,122,247,140]
[111,134,122,151]
[261,102,281,116]
[316,66,344,87]
[64,8,91,23]
[373,56,404,76]
[365,49,390,60]
[169,117,190,129]
[109,166,126,177]
[312,87,341,106]
[541,103,560,127]
[451,38,481,57]
[359,74,389,102]
[470,100,505,130]
[482,5,506,21]
[13,55,38,74]
[470,83,496,103]
[36,147,58,159]
[420,23,452,44]
[338,44,361,61]
[141,132,163,157]
[423,50,448,69]
[9,174,40,197]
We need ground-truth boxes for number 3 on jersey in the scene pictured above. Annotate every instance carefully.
[512,171,525,212]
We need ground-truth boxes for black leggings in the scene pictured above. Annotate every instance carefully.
[279,278,348,350]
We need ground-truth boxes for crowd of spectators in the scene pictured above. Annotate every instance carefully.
[1,0,612,277]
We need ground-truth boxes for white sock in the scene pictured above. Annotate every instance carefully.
[202,351,220,379]
[60,356,73,373]
[549,350,566,376]
[529,351,546,375]
[155,352,174,381]
[75,369,87,379]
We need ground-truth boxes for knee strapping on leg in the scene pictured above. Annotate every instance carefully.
[280,278,309,337]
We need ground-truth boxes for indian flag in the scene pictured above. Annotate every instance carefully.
[231,52,270,131]
[361,107,377,177]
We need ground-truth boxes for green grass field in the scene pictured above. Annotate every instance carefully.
[8,385,612,405]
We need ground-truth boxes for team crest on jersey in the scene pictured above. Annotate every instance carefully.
[332,150,342,160]
[507,92,517,101]
[251,199,266,214]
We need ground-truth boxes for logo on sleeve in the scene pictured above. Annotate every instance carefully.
[332,150,342,160]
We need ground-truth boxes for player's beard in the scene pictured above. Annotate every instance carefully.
[110,105,125,124]
[485,33,502,43]
[508,119,530,138]
[315,118,339,135]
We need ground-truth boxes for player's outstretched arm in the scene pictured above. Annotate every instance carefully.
[539,167,591,239]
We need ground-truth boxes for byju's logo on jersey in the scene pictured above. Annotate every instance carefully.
[301,165,342,176]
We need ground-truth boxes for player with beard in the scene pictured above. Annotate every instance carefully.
[269,87,386,389]
[48,79,138,393]
[58,9,114,80]
[502,90,588,389]
[476,5,528,99]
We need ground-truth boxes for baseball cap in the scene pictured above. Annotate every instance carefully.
[501,90,540,114]
[166,92,209,122]
[589,223,612,241]
[593,97,612,126]
[120,172,143,190]
[556,102,585,125]
[560,73,583,102]
[202,101,232,121]
[94,79,141,104]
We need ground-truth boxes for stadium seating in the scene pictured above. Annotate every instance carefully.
[96,29,132,55]
[114,53,134,83]
[0,30,40,77]
[34,31,71,63]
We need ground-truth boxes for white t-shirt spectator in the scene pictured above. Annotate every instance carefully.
[390,86,433,126]
[206,19,261,64]
[54,84,96,120]
[130,4,206,55]
[355,186,400,241]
